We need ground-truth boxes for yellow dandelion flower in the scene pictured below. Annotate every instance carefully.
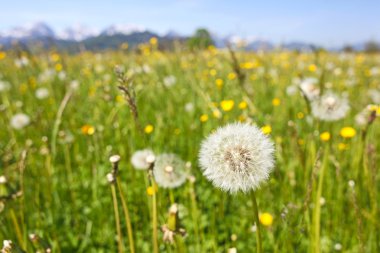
[149,37,158,45]
[272,98,281,106]
[213,109,222,118]
[340,127,356,139]
[116,95,124,103]
[200,114,209,122]
[338,143,348,151]
[308,64,317,72]
[55,63,63,72]
[238,101,248,110]
[228,72,236,80]
[298,139,305,145]
[259,213,273,226]
[215,78,224,88]
[146,186,155,196]
[210,69,217,76]
[297,112,304,119]
[220,100,234,112]
[81,125,95,135]
[320,132,331,142]
[238,115,247,122]
[174,128,181,135]
[261,125,272,135]
[144,124,154,134]
[50,53,60,62]
[0,51,6,60]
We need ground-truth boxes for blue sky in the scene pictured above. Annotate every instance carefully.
[1,0,379,46]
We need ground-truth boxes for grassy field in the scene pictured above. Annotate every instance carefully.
[0,44,379,252]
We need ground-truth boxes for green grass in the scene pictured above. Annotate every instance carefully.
[0,47,379,252]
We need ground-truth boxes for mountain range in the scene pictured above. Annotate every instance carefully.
[0,22,375,52]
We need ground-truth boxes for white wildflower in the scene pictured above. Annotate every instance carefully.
[0,81,10,92]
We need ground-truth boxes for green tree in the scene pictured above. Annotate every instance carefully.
[187,28,214,50]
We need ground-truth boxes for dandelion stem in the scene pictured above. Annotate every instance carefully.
[150,176,159,253]
[111,184,124,253]
[116,178,135,253]
[251,191,262,253]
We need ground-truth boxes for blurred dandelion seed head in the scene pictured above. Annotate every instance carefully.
[199,123,275,193]
[131,149,155,170]
[311,92,350,121]
[153,154,188,188]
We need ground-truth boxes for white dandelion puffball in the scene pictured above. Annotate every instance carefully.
[10,113,30,129]
[311,92,350,121]
[163,75,177,87]
[153,154,188,188]
[131,149,155,170]
[35,87,49,99]
[0,81,10,92]
[199,123,275,193]
[299,77,320,100]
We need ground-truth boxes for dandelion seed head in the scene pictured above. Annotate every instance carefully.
[299,77,320,100]
[10,113,30,129]
[35,87,49,99]
[199,123,275,193]
[311,92,350,121]
[131,149,155,170]
[153,154,187,188]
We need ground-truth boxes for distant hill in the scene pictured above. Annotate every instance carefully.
[0,22,378,52]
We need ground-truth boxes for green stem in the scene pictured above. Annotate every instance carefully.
[111,184,124,253]
[150,176,159,253]
[251,191,262,253]
[116,178,135,253]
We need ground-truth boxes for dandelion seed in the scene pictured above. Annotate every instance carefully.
[131,149,155,170]
[10,113,30,129]
[199,123,275,193]
[311,92,350,121]
[153,154,188,188]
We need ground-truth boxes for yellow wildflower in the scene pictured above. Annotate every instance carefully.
[308,64,317,72]
[238,101,248,110]
[220,100,234,112]
[228,72,236,80]
[259,213,273,226]
[261,125,272,135]
[149,37,158,45]
[272,98,281,106]
[215,78,224,88]
[81,125,95,135]
[320,132,331,142]
[340,127,356,138]
[144,124,154,134]
[200,114,209,122]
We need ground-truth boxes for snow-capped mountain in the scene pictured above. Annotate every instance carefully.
[57,25,99,41]
[101,24,146,36]
[0,22,55,39]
